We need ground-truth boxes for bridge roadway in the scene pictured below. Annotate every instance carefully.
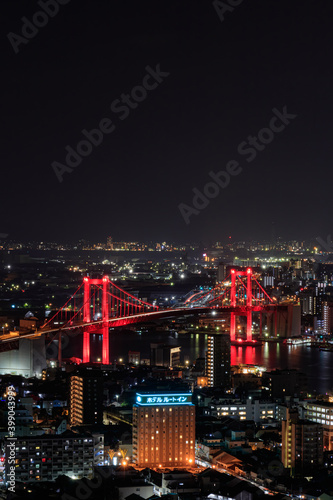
[0,304,285,350]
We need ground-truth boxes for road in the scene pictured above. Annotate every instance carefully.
[195,456,280,496]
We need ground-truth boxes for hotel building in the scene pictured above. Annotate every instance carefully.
[133,391,195,468]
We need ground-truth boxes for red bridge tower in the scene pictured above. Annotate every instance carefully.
[83,276,109,364]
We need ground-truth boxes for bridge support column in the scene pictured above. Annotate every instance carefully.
[230,313,236,341]
[83,276,91,363]
[58,332,62,366]
[83,277,91,323]
[246,268,252,341]
[83,330,90,363]
[246,311,252,341]
[102,276,109,364]
[102,324,109,365]
[230,270,236,341]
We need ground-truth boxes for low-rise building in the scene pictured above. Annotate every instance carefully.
[210,398,276,422]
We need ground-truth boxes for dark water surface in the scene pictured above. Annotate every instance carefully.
[63,331,333,394]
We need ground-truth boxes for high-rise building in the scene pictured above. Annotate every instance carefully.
[300,291,317,316]
[206,333,231,388]
[217,262,226,282]
[281,408,323,473]
[69,368,103,426]
[107,236,113,249]
[323,302,333,334]
[132,391,195,468]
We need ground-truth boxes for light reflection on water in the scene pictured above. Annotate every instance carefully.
[65,331,333,394]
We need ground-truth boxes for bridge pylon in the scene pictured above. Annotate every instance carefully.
[83,276,110,364]
[229,268,253,342]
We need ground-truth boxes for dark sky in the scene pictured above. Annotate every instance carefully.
[2,0,333,244]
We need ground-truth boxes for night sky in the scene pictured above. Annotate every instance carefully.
[2,0,333,243]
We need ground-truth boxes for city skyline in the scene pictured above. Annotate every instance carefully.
[0,233,332,248]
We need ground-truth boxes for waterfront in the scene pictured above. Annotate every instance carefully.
[63,331,333,395]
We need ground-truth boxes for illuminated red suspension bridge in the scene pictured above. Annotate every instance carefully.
[0,270,285,364]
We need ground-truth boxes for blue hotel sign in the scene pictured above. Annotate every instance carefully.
[136,393,192,406]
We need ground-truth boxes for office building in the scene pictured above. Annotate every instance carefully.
[206,333,231,388]
[133,391,195,468]
[69,368,103,426]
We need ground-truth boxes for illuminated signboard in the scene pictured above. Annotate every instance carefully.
[135,393,192,406]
